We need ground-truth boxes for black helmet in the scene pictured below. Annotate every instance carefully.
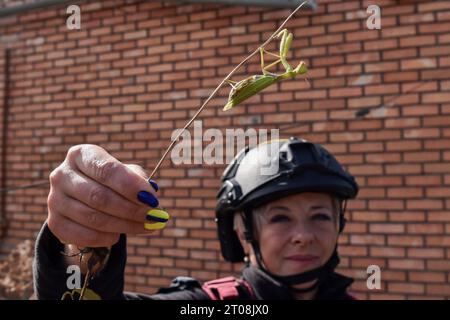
[216,137,359,263]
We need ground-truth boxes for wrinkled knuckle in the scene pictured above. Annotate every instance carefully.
[47,190,57,211]
[67,145,83,161]
[93,160,117,183]
[88,187,108,209]
[49,167,64,187]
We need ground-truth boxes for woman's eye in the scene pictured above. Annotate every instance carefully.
[269,214,290,223]
[312,213,332,221]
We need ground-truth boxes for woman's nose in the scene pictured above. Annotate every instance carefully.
[290,225,314,246]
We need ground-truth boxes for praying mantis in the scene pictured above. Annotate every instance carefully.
[223,28,308,111]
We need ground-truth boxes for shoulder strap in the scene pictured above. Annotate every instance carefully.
[202,276,255,300]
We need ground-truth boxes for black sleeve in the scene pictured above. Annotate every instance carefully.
[124,276,210,300]
[33,222,210,300]
[33,221,128,300]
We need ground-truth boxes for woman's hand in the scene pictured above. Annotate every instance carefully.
[47,144,160,248]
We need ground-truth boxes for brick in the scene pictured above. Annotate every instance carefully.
[296,111,326,122]
[410,272,446,283]
[385,164,421,175]
[339,245,368,257]
[384,48,418,61]
[385,117,420,129]
[329,64,362,76]
[346,30,379,42]
[313,78,346,89]
[371,246,406,258]
[403,105,439,117]
[420,22,450,34]
[329,42,361,55]
[312,33,343,46]
[407,223,444,234]
[385,71,418,82]
[427,284,450,296]
[423,92,450,104]
[421,68,450,80]
[313,55,345,67]
[427,260,450,271]
[426,236,450,246]
[390,259,425,270]
[365,84,399,95]
[389,283,424,294]
[364,38,397,51]
[424,163,450,173]
[382,26,416,38]
[389,212,426,222]
[368,176,403,186]
[351,258,386,269]
[404,151,440,162]
[400,35,437,48]
[369,223,405,233]
[421,45,450,57]
[365,61,399,73]
[427,212,450,222]
[408,248,444,259]
[387,188,423,198]
[400,12,435,24]
[349,164,384,176]
[423,116,450,127]
[366,130,401,141]
[388,235,424,247]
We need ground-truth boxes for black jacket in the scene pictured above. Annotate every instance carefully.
[33,223,354,300]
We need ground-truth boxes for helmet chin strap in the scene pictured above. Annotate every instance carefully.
[242,209,341,293]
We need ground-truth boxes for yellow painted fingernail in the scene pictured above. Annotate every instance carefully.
[144,222,167,230]
[146,209,170,223]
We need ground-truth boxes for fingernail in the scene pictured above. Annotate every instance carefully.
[144,222,167,231]
[148,179,158,192]
[137,191,159,207]
[146,209,169,223]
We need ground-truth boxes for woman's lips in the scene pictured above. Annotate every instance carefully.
[285,255,319,266]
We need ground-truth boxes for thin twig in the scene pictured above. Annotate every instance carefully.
[148,1,310,180]
[0,180,48,193]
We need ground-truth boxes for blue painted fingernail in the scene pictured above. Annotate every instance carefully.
[148,179,158,192]
[137,191,159,207]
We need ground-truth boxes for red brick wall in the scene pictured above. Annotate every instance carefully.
[0,0,449,299]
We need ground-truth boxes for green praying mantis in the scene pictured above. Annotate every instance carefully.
[223,28,308,111]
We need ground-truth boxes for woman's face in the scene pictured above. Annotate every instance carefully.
[254,192,339,278]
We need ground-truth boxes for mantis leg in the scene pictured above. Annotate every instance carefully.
[262,49,281,59]
[224,79,237,89]
[277,29,294,72]
[260,48,281,74]
[264,59,282,72]
[260,48,267,75]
